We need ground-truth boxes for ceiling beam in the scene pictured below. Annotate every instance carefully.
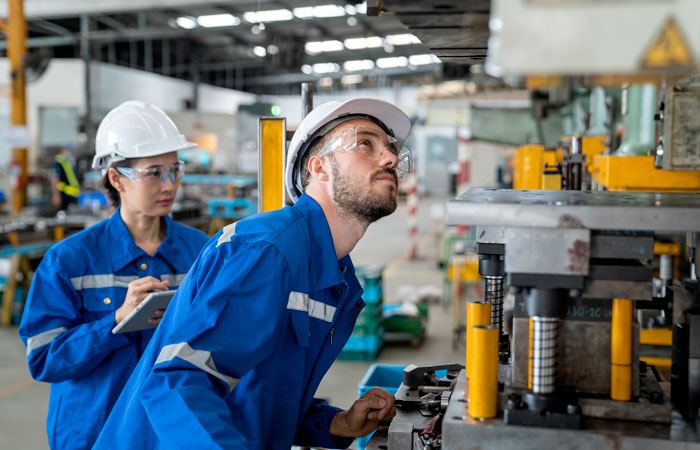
[245,63,442,86]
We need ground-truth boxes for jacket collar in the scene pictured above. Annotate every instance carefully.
[294,194,349,290]
[106,206,182,272]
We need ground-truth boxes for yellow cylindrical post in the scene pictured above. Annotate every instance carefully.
[469,325,499,419]
[7,0,28,214]
[611,298,633,401]
[258,117,286,213]
[466,300,492,382]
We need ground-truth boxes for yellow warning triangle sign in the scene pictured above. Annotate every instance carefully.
[642,17,694,68]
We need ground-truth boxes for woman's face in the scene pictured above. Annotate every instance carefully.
[110,152,180,217]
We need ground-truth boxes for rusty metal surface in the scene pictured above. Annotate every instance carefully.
[505,227,590,276]
[447,189,700,232]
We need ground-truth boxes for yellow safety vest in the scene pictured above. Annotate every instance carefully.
[55,154,80,198]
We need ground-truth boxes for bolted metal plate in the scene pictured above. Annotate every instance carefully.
[443,371,697,450]
[505,227,590,276]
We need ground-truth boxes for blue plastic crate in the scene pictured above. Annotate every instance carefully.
[206,197,256,219]
[338,333,384,361]
[362,285,382,303]
[356,364,406,450]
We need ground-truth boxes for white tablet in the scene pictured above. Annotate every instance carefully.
[111,290,176,334]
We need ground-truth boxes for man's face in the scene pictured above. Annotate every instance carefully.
[325,119,400,223]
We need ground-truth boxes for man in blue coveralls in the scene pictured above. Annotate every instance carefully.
[95,97,415,449]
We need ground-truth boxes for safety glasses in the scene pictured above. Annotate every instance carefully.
[317,125,413,178]
[116,160,185,185]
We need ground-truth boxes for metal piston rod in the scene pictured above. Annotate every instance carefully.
[484,275,505,332]
[530,316,558,395]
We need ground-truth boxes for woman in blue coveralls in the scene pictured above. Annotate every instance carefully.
[18,101,209,450]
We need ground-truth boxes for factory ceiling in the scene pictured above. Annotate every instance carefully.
[0,0,481,94]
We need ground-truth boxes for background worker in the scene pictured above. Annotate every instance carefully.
[18,101,209,450]
[95,97,414,449]
[50,145,80,211]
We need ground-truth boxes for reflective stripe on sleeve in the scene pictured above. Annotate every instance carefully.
[26,327,68,356]
[216,223,237,247]
[286,291,336,323]
[155,342,240,392]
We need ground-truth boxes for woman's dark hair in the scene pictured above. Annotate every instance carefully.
[101,159,133,207]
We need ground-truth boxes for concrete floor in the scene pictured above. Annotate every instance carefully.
[0,196,465,449]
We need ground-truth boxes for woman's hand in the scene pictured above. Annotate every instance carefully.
[115,277,170,325]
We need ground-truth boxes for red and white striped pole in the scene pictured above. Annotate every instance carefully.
[407,171,418,260]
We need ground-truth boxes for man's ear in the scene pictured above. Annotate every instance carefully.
[307,155,330,183]
[108,167,125,193]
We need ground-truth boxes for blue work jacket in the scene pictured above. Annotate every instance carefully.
[95,194,366,449]
[18,207,208,450]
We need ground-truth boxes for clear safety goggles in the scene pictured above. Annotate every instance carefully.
[317,125,413,178]
[116,160,185,185]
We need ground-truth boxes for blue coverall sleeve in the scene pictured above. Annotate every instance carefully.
[140,241,292,449]
[18,249,131,383]
[295,398,354,449]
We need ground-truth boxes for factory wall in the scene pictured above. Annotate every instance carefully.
[0,59,257,199]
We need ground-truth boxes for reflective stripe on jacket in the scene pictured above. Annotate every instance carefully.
[18,207,208,450]
[55,154,80,197]
[95,194,366,450]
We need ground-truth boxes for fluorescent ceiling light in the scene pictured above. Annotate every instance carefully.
[253,46,267,57]
[305,40,344,55]
[344,59,374,71]
[376,56,408,68]
[344,36,383,50]
[243,9,293,23]
[313,62,340,74]
[341,74,363,85]
[355,2,367,14]
[301,64,313,75]
[176,16,197,29]
[293,5,345,18]
[385,34,420,46]
[197,13,240,27]
[345,5,357,15]
[408,54,441,65]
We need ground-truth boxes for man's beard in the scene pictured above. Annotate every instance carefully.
[329,155,398,224]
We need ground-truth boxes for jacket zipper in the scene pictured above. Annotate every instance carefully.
[329,327,334,346]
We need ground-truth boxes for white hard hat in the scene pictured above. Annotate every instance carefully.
[285,97,411,203]
[92,100,196,170]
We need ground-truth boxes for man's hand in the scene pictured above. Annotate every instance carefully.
[115,277,169,325]
[329,387,396,438]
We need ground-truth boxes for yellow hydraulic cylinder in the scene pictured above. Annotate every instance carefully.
[468,325,499,419]
[466,300,491,382]
[258,117,286,212]
[611,298,633,401]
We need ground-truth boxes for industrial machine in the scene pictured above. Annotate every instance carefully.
[368,190,700,449]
